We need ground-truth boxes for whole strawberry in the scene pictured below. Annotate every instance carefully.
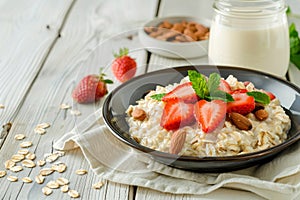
[72,69,113,104]
[111,48,137,82]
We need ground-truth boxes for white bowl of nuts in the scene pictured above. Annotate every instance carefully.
[139,16,210,59]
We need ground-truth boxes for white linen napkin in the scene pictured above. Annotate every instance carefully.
[53,108,300,200]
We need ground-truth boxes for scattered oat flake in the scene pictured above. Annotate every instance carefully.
[22,177,33,183]
[70,109,81,116]
[26,152,36,160]
[4,160,15,169]
[92,181,104,189]
[76,169,88,175]
[22,159,36,168]
[11,154,25,160]
[20,141,33,148]
[47,180,60,189]
[39,168,54,176]
[10,165,23,172]
[52,163,67,173]
[45,153,59,163]
[56,177,69,186]
[35,174,45,184]
[36,122,50,129]
[0,104,4,109]
[34,127,46,135]
[61,185,69,193]
[60,103,71,110]
[37,160,46,167]
[68,190,80,198]
[18,149,29,155]
[42,186,53,196]
[0,170,6,178]
[7,175,18,182]
[11,154,25,162]
[14,134,26,140]
[53,151,65,157]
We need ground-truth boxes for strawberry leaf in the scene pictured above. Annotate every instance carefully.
[103,79,114,84]
[151,93,166,101]
[247,91,270,105]
[114,47,129,58]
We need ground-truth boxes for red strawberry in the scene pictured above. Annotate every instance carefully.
[230,89,248,94]
[160,100,195,131]
[72,70,113,104]
[263,90,276,100]
[226,93,255,115]
[218,79,232,93]
[162,82,198,103]
[111,48,137,82]
[194,100,227,133]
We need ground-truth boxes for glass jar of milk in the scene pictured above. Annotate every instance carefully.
[208,0,289,77]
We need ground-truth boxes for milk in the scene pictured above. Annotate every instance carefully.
[208,21,290,77]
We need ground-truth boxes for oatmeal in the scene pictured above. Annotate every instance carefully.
[126,71,291,156]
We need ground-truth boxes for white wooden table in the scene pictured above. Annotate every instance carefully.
[0,0,299,199]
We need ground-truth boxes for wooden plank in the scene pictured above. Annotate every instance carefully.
[0,0,73,143]
[0,0,158,199]
[148,55,209,72]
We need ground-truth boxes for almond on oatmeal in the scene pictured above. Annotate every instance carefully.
[131,108,147,121]
[169,129,187,155]
[228,112,252,131]
[255,109,269,121]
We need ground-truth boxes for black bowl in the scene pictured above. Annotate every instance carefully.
[102,65,300,172]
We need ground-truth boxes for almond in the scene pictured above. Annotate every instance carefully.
[254,102,265,112]
[228,112,252,131]
[131,108,147,121]
[169,129,187,154]
[255,109,269,121]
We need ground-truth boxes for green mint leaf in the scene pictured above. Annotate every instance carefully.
[188,70,208,99]
[286,6,291,15]
[247,91,270,105]
[289,23,300,70]
[207,73,221,92]
[208,90,234,102]
[150,93,166,101]
[291,54,300,70]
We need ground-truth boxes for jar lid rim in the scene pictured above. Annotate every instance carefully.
[214,0,287,17]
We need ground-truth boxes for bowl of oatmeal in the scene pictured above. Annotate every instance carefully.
[102,65,300,172]
[138,16,210,59]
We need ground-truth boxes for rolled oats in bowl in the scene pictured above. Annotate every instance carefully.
[126,70,291,157]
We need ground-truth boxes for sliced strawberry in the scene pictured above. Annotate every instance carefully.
[227,93,255,115]
[263,90,276,100]
[162,82,198,103]
[218,79,232,93]
[194,100,227,133]
[160,100,195,131]
[230,89,248,94]
[243,81,251,87]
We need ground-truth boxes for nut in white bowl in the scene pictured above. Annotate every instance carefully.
[139,16,210,59]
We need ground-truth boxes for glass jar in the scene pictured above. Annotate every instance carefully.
[208,0,289,77]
